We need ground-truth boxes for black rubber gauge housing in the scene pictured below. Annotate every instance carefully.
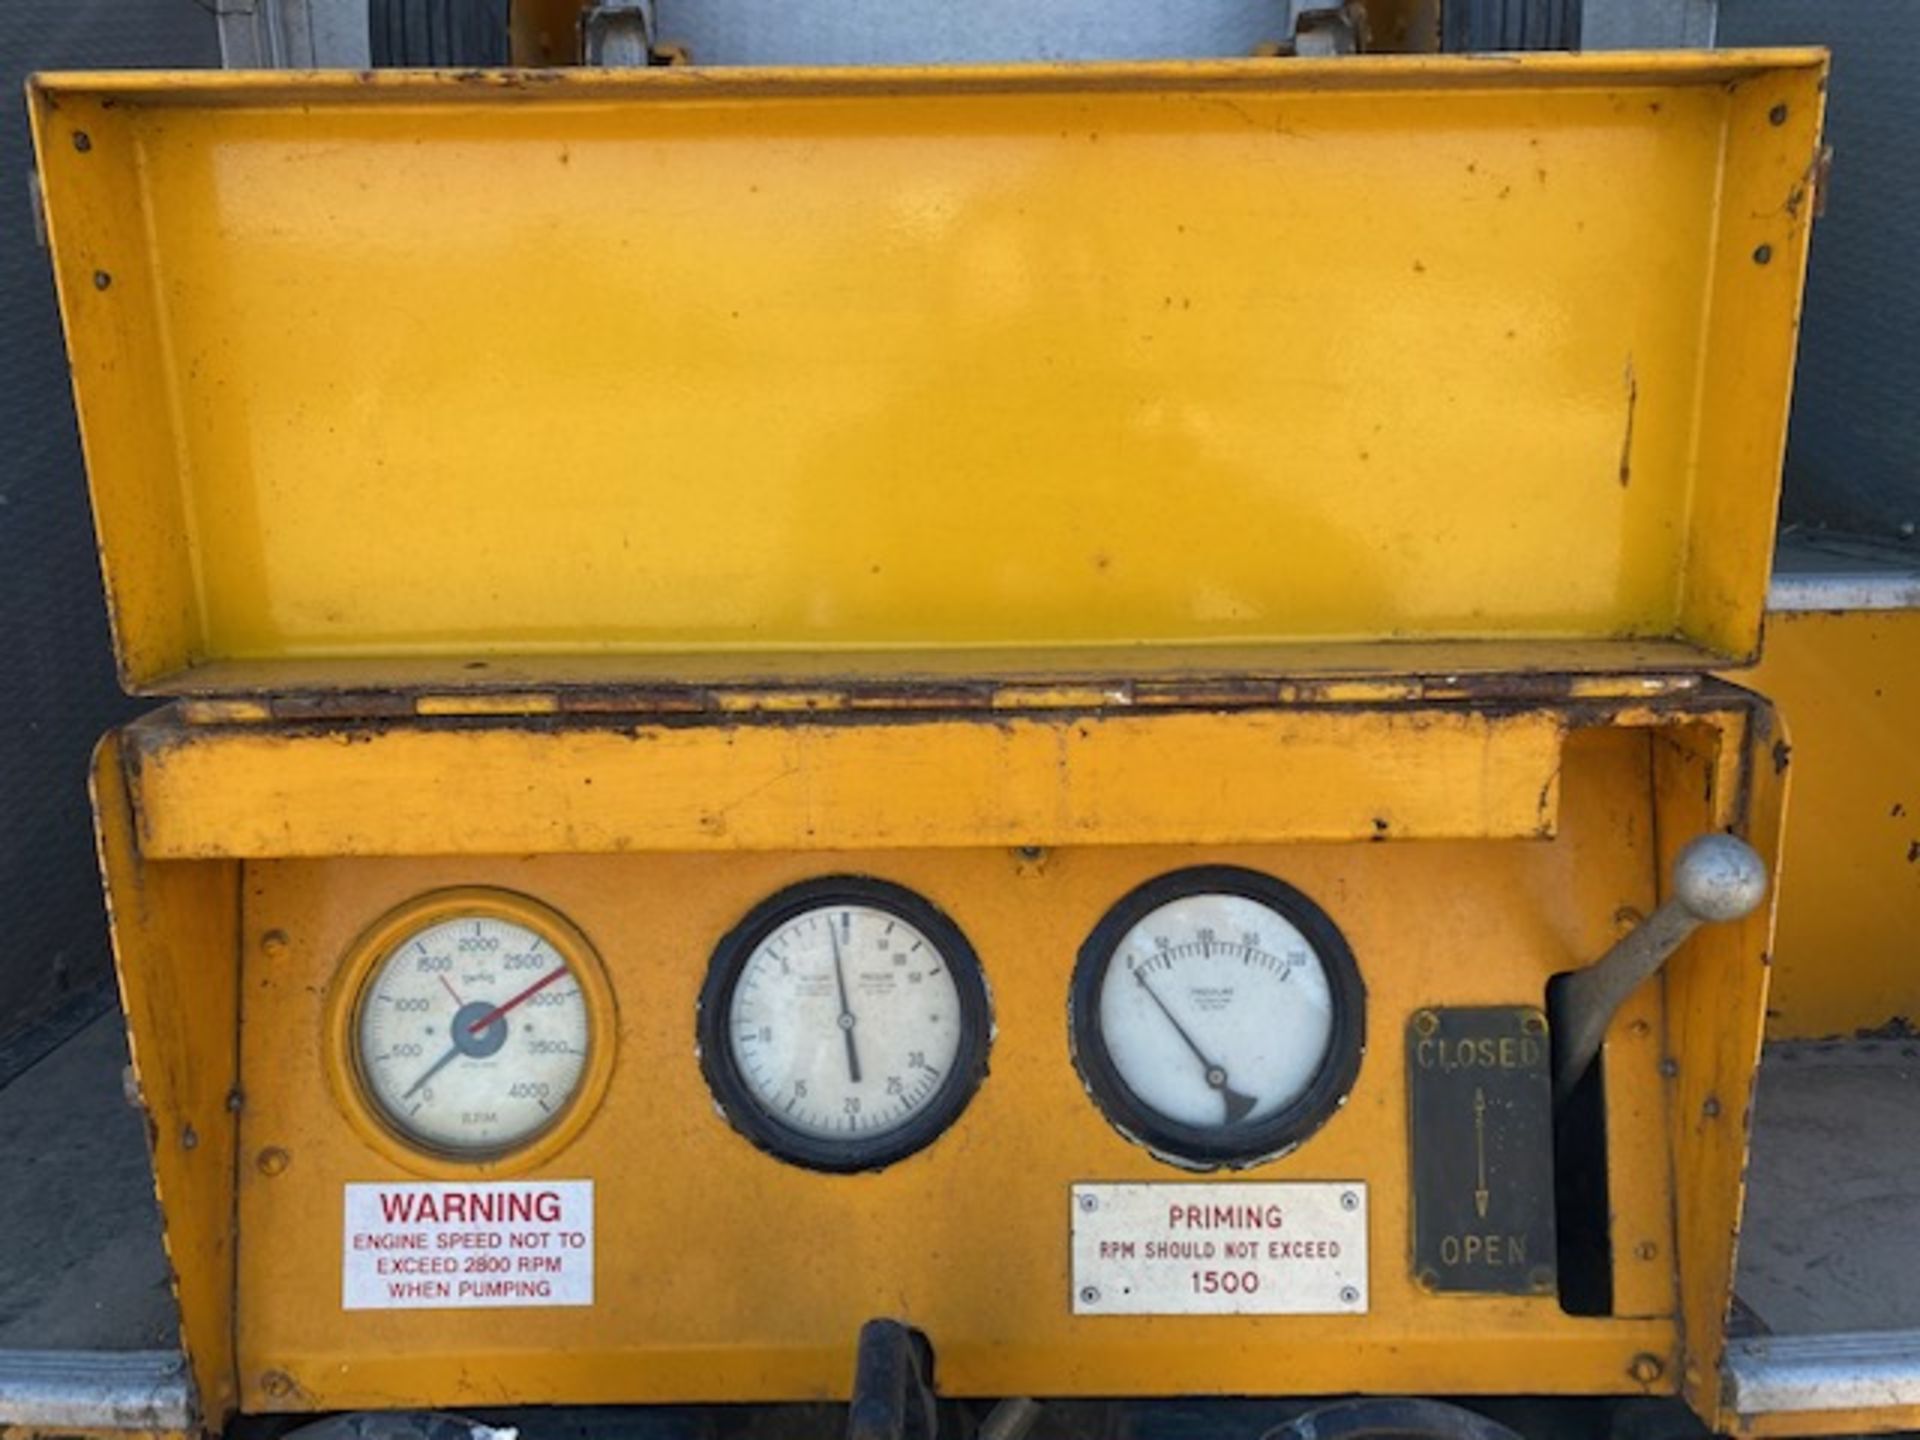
[1069,865,1366,1169]
[697,876,992,1173]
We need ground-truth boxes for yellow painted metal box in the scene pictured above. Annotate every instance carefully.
[32,55,1822,699]
[29,50,1824,1439]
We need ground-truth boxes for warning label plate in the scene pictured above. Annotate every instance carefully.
[1070,1181,1368,1316]
[343,1180,593,1310]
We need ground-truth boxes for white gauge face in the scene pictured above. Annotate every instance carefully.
[356,914,591,1156]
[727,904,966,1145]
[1096,893,1335,1131]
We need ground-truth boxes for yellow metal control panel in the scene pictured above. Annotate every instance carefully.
[95,698,1783,1428]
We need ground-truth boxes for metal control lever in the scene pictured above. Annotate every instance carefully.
[846,1319,938,1440]
[1551,834,1768,1102]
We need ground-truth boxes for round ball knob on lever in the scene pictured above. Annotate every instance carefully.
[1552,834,1768,1102]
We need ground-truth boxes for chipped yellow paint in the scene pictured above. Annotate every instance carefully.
[119,706,1566,860]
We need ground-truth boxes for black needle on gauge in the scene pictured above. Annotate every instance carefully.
[1130,962,1257,1123]
[828,914,862,1083]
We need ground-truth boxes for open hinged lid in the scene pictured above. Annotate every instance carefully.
[30,53,1825,704]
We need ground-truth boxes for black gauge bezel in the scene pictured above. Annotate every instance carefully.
[1069,865,1366,1170]
[697,875,993,1174]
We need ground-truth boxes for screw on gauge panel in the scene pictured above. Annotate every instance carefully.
[1077,1192,1099,1213]
[1080,1286,1100,1305]
[1340,1190,1360,1211]
[1340,1285,1361,1305]
[1013,845,1050,878]
[1414,1010,1439,1037]
[259,1370,296,1400]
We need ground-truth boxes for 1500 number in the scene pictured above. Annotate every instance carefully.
[1191,1270,1261,1295]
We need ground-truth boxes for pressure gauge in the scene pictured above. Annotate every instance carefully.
[698,877,992,1172]
[1070,867,1365,1169]
[335,889,616,1167]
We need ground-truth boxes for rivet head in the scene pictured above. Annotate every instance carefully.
[1630,1352,1665,1385]
[92,270,111,290]
[1011,845,1050,876]
[1414,1010,1439,1037]
[261,929,290,958]
[257,1146,290,1177]
[260,1370,296,1400]
[1077,1193,1098,1213]
[1635,1241,1659,1261]
[180,1124,199,1151]
[1769,103,1789,125]
[71,131,91,152]
[1753,243,1775,266]
[1079,1286,1100,1304]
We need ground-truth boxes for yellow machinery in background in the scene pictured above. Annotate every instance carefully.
[27,46,1848,1440]
[1737,601,1920,1041]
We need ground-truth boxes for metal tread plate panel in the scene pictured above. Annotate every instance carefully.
[1725,1330,1920,1417]
[1767,532,1920,612]
[0,1349,192,1430]
[30,55,1823,694]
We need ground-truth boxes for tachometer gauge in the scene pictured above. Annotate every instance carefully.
[698,877,992,1172]
[1070,867,1364,1169]
[335,889,616,1167]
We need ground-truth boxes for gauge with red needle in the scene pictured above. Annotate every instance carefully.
[352,905,597,1158]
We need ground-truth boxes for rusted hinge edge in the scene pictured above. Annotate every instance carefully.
[172,672,1701,725]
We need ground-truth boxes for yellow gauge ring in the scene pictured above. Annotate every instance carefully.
[324,887,618,1178]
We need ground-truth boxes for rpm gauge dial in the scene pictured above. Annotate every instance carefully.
[1071,867,1365,1169]
[698,877,992,1172]
[336,889,615,1167]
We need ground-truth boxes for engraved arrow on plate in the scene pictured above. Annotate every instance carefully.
[1473,1086,1491,1220]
